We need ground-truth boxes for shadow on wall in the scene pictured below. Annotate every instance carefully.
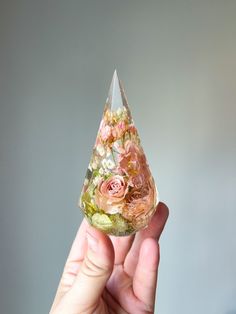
[226,311,236,314]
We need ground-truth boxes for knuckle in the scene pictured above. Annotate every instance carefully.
[81,254,111,278]
[61,261,79,289]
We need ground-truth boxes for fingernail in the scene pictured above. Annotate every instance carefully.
[86,231,98,252]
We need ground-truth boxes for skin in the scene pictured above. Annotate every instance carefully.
[50,202,169,314]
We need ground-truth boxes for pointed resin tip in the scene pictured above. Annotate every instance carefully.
[79,72,158,236]
[107,70,130,112]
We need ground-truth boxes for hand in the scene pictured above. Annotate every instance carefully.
[50,202,169,314]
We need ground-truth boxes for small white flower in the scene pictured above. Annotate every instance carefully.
[101,159,107,168]
[99,168,104,175]
[104,168,110,175]
[84,178,89,186]
[101,158,115,170]
[91,161,97,169]
[106,159,115,170]
[106,148,111,157]
[96,144,105,156]
[106,206,121,214]
[116,107,122,116]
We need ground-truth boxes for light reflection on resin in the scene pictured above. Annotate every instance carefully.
[79,70,158,236]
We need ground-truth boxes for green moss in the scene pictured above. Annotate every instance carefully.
[80,192,136,236]
[91,213,113,231]
[89,211,135,236]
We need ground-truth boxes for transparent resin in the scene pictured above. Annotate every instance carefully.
[79,70,158,236]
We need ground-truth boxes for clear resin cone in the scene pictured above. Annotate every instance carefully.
[79,70,158,236]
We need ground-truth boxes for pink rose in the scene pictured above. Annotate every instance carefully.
[95,175,127,213]
[100,175,126,198]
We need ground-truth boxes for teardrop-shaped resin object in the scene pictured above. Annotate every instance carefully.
[79,70,158,236]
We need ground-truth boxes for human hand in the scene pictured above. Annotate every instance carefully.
[50,202,169,314]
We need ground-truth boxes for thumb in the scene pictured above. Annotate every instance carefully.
[62,226,114,313]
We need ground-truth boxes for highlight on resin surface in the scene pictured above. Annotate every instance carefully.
[79,70,158,236]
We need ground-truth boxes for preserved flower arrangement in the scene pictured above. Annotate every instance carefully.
[79,70,158,236]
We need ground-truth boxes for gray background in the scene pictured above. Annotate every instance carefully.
[1,1,236,313]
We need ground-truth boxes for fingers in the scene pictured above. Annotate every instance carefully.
[124,202,169,277]
[133,238,160,313]
[57,226,115,313]
[110,234,134,265]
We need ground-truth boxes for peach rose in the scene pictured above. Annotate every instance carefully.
[126,186,149,202]
[129,173,146,189]
[95,175,127,213]
[122,179,157,226]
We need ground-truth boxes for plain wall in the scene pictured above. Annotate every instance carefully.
[0,1,236,313]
